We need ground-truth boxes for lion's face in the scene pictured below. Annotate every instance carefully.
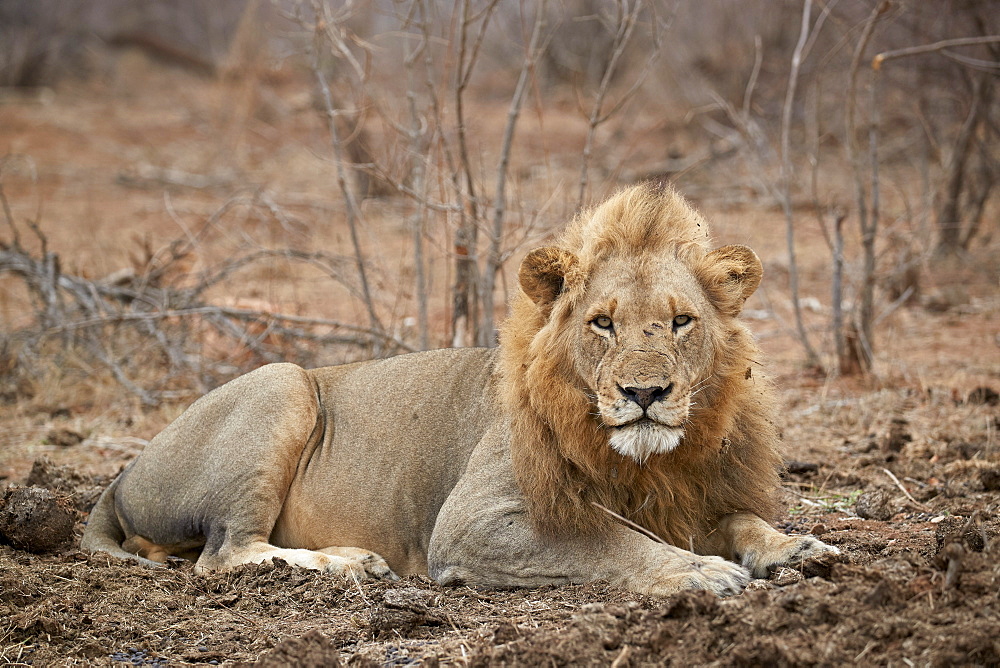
[572,257,720,462]
[516,239,762,465]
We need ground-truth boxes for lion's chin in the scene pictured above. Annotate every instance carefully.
[608,422,683,463]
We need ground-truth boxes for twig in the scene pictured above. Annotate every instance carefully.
[872,35,1000,70]
[831,208,847,371]
[116,164,236,191]
[742,35,763,118]
[592,501,667,545]
[610,645,632,668]
[872,286,914,328]
[882,468,929,511]
[0,180,19,249]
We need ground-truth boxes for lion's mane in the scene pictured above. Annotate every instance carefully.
[498,183,782,547]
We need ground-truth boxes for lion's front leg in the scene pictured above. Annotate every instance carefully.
[428,473,750,597]
[704,512,841,578]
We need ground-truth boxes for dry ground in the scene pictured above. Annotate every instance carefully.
[1,55,999,666]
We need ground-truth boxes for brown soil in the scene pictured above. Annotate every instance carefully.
[2,468,999,667]
[2,52,1000,667]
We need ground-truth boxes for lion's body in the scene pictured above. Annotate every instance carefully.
[87,349,498,577]
[83,183,837,595]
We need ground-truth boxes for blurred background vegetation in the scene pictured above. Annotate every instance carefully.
[0,0,997,408]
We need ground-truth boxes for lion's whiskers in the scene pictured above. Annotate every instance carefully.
[690,376,714,393]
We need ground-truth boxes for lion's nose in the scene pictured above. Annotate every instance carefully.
[619,383,672,410]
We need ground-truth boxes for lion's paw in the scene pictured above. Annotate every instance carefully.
[740,534,841,579]
[684,555,751,596]
[649,554,750,597]
[318,546,399,581]
[356,552,400,580]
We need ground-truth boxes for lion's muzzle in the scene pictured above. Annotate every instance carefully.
[600,381,690,463]
[618,382,673,411]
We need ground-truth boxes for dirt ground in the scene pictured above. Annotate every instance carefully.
[2,53,1000,667]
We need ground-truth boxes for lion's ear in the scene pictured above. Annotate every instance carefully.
[697,245,763,316]
[519,247,579,309]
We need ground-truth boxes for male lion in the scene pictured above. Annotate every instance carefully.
[83,183,838,596]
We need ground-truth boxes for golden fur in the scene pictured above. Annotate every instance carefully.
[500,182,781,546]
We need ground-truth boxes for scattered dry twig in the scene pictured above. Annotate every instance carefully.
[0,187,411,406]
[882,468,930,511]
[872,35,1000,70]
[592,501,667,546]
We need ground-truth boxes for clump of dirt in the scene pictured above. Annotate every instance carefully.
[981,467,1000,492]
[881,417,913,453]
[0,486,77,553]
[247,629,343,667]
[45,427,87,447]
[935,515,989,553]
[368,587,436,640]
[25,456,108,511]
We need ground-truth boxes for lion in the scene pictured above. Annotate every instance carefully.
[82,182,838,596]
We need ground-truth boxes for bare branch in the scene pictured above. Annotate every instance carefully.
[872,35,1000,70]
[307,3,383,340]
[742,35,763,118]
[576,0,662,209]
[480,0,549,347]
[843,0,891,373]
[42,306,414,353]
[0,181,19,249]
[779,0,821,369]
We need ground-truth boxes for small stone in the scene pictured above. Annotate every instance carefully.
[855,488,896,521]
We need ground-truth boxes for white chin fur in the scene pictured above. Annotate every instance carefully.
[608,422,683,463]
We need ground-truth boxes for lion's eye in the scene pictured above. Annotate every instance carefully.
[593,315,614,330]
[673,314,692,328]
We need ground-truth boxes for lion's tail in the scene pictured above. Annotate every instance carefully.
[81,470,162,568]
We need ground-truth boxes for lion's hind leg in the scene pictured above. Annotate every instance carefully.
[194,539,397,580]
